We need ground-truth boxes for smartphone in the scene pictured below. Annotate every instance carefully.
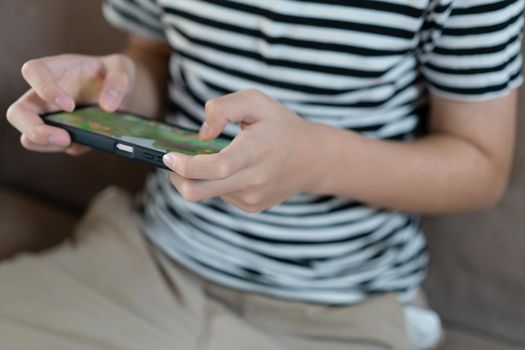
[42,105,231,169]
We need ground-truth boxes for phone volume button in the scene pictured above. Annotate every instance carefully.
[143,152,155,160]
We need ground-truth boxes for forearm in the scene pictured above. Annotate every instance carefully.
[121,37,170,118]
[308,123,511,214]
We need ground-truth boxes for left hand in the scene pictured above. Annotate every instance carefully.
[163,89,318,213]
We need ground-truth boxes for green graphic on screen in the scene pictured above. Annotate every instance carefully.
[47,107,230,155]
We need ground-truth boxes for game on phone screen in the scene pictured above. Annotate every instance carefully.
[45,107,230,155]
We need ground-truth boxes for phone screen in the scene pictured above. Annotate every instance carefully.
[46,106,230,155]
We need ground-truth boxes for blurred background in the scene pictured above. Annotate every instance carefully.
[0,1,524,349]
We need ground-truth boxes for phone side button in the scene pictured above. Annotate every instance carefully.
[143,152,155,160]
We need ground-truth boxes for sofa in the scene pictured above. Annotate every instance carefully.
[1,1,524,349]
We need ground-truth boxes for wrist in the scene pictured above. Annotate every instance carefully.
[299,120,363,197]
[295,118,337,195]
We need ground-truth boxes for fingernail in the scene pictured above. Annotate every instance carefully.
[103,90,120,110]
[48,133,69,146]
[106,89,120,100]
[199,122,210,138]
[54,96,73,111]
[163,154,174,168]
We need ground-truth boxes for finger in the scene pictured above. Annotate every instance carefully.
[35,54,100,73]
[168,172,202,202]
[47,55,104,104]
[20,135,88,155]
[98,55,134,112]
[219,195,247,211]
[220,193,269,213]
[20,134,69,152]
[169,168,253,202]
[7,94,71,147]
[65,144,91,156]
[163,132,254,180]
[200,89,268,141]
[21,59,75,111]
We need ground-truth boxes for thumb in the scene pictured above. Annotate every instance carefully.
[21,59,75,112]
[98,54,135,112]
[200,89,266,141]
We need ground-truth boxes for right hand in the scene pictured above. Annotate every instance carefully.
[6,54,135,155]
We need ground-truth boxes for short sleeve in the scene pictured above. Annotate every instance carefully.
[102,0,167,42]
[418,0,524,101]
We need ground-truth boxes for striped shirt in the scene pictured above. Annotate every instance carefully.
[103,0,523,304]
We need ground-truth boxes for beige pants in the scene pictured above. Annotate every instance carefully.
[0,187,414,350]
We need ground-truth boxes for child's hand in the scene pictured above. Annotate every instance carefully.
[6,54,135,156]
[163,89,320,213]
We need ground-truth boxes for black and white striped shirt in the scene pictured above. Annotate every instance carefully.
[103,0,523,304]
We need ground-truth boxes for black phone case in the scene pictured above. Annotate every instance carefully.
[42,106,182,170]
